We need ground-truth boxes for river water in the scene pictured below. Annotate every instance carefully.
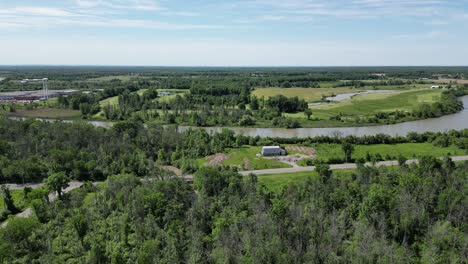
[8,96,468,138]
[179,96,468,138]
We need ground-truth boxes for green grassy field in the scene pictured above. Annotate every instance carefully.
[312,143,466,162]
[8,108,81,119]
[199,146,291,171]
[309,89,442,118]
[252,87,364,102]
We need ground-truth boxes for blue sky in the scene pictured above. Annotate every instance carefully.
[1,0,468,66]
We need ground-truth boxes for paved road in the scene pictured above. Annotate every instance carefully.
[239,155,468,176]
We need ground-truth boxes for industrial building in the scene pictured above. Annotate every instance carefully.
[0,90,80,102]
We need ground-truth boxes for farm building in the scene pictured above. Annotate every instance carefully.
[431,86,440,89]
[261,146,286,156]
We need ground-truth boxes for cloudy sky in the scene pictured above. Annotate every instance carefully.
[1,0,468,66]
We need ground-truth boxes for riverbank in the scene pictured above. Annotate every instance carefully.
[5,95,468,138]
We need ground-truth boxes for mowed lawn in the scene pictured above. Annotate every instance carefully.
[313,143,466,162]
[310,89,443,118]
[252,87,364,102]
[200,146,291,171]
[223,146,292,170]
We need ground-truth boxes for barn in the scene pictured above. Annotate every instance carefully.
[261,146,286,156]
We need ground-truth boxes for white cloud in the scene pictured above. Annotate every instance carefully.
[391,30,446,40]
[75,0,162,11]
[235,0,454,21]
[0,1,217,31]
[0,7,77,17]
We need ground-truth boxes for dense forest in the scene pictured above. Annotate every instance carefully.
[0,158,466,263]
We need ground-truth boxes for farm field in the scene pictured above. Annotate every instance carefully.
[312,143,466,163]
[433,78,468,84]
[8,108,81,119]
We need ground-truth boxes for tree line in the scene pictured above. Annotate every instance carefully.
[0,157,466,263]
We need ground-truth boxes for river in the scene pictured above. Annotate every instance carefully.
[179,95,468,138]
[7,96,468,138]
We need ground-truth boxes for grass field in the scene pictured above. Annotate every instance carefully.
[8,108,81,119]
[200,146,292,171]
[252,87,364,102]
[312,143,466,162]
[309,89,442,117]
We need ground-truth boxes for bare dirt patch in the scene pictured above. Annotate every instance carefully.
[243,157,250,170]
[205,153,229,167]
[286,146,316,155]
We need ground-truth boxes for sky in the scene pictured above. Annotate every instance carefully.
[1,0,468,66]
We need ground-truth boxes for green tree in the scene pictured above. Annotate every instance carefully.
[157,149,166,165]
[44,172,70,200]
[1,186,19,214]
[250,96,259,110]
[315,162,332,183]
[342,143,355,163]
[304,108,313,120]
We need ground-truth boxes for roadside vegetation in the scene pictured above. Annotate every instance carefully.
[0,158,466,262]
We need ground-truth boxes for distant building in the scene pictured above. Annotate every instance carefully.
[431,86,440,89]
[370,73,386,78]
[261,146,286,156]
[0,89,79,102]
